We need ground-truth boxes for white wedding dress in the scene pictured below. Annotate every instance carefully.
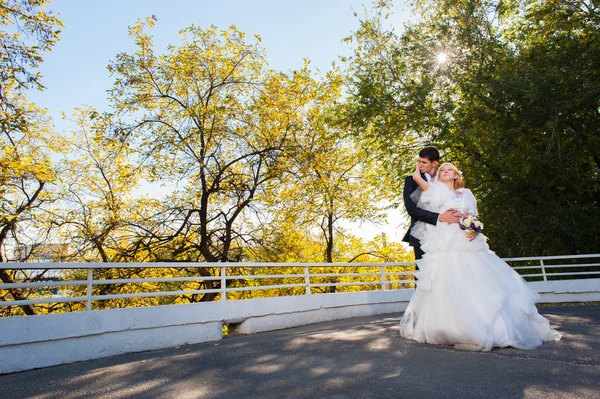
[400,181,561,351]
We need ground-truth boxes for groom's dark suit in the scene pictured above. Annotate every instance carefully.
[402,174,440,261]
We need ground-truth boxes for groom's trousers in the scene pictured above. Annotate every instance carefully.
[408,236,424,266]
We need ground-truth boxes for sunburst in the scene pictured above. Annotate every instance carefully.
[436,52,449,65]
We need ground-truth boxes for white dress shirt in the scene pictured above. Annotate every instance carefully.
[424,172,437,183]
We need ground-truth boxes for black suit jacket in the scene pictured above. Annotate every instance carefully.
[402,174,440,244]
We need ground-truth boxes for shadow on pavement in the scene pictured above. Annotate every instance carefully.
[1,305,599,398]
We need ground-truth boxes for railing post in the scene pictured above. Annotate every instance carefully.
[304,266,311,295]
[86,267,93,311]
[220,266,227,301]
[380,265,386,291]
[540,260,547,281]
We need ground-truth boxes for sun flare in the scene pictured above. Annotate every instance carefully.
[437,52,448,64]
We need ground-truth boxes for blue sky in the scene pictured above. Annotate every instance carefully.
[31,0,411,119]
[30,0,413,242]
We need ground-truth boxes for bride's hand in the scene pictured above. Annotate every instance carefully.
[413,162,421,179]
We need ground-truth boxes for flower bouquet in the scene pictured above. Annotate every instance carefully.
[459,214,484,234]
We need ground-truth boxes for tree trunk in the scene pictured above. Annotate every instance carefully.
[326,207,336,293]
[326,209,334,263]
[0,269,36,315]
[0,221,37,315]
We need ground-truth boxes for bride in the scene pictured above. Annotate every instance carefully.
[399,162,561,351]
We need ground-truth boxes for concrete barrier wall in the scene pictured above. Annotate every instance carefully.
[1,278,598,374]
[0,290,413,374]
[532,278,600,303]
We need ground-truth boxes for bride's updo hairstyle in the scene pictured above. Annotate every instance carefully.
[439,162,465,190]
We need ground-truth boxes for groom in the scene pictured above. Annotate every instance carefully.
[402,146,460,260]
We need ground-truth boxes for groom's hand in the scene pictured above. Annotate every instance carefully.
[439,210,460,224]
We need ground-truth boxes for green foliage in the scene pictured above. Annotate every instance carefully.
[343,0,600,256]
[0,0,64,315]
[0,0,63,93]
[7,0,597,316]
[0,19,410,314]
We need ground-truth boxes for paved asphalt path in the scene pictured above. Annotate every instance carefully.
[1,305,599,399]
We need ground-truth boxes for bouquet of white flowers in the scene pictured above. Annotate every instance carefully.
[459,214,484,234]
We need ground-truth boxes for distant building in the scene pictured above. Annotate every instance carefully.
[9,243,70,280]
[13,243,69,263]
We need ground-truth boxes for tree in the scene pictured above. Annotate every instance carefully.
[0,0,63,315]
[53,107,144,263]
[344,0,600,256]
[341,1,445,192]
[106,19,327,300]
[270,89,391,263]
[0,0,63,96]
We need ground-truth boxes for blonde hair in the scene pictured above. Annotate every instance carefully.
[439,162,465,189]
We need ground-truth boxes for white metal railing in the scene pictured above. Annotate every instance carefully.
[0,254,599,312]
[0,261,416,310]
[502,254,600,282]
